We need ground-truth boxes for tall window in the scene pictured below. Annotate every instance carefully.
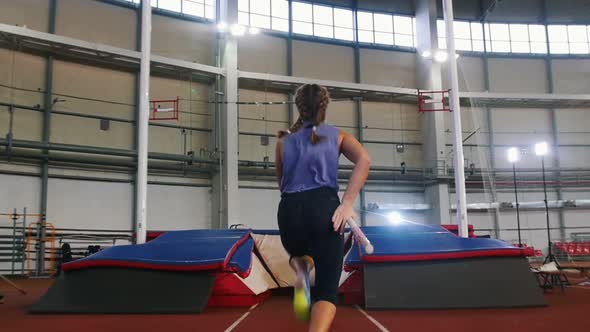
[333,8,354,41]
[238,0,289,32]
[125,0,215,20]
[122,1,590,57]
[357,12,415,47]
[438,20,484,52]
[548,25,590,54]
[483,23,547,54]
[290,2,354,41]
[292,2,313,35]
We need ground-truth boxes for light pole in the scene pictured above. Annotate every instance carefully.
[535,142,556,264]
[507,147,522,247]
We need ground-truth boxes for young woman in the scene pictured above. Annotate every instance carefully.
[275,84,371,331]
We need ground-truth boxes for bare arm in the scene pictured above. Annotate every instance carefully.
[332,130,371,231]
[275,139,284,190]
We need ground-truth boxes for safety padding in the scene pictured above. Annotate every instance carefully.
[30,268,216,314]
[63,230,254,278]
[345,223,533,270]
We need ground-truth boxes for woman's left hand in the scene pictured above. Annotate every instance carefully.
[332,202,357,234]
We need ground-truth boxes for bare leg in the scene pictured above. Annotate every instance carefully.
[309,301,336,332]
[290,256,313,272]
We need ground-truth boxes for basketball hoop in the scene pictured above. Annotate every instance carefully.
[150,97,179,121]
[418,89,451,113]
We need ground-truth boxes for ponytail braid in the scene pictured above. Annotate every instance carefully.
[278,84,330,144]
[277,116,304,139]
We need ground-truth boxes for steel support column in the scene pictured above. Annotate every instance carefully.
[352,0,366,226]
[415,0,450,226]
[38,0,57,276]
[218,0,240,229]
[542,0,565,241]
[135,0,152,244]
[132,2,142,237]
[287,0,295,126]
[212,0,224,229]
[480,0,501,239]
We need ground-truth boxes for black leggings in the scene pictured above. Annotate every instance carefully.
[277,187,344,305]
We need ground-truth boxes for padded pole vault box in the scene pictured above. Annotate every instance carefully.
[30,268,215,314]
[344,224,547,310]
[363,257,546,310]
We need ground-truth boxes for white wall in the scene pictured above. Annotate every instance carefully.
[238,187,282,229]
[0,174,41,214]
[47,178,133,230]
[146,185,211,230]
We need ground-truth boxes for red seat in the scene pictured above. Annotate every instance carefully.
[555,242,567,253]
[567,244,576,255]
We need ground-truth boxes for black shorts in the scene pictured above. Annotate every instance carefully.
[277,186,344,305]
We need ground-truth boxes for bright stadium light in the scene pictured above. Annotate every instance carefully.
[387,211,402,225]
[230,24,246,36]
[217,22,227,32]
[434,49,449,63]
[535,141,548,156]
[507,147,520,163]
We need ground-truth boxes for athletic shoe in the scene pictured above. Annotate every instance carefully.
[293,268,311,321]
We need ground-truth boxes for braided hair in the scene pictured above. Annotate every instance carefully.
[277,84,331,144]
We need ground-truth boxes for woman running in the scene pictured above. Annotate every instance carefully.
[275,84,371,331]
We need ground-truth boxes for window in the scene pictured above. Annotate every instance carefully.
[313,5,334,38]
[548,25,569,54]
[357,11,374,43]
[292,2,313,35]
[125,0,215,20]
[271,0,289,32]
[567,25,589,54]
[158,0,181,12]
[124,1,590,57]
[470,22,484,51]
[529,25,548,54]
[547,24,590,54]
[357,12,415,47]
[437,20,446,49]
[334,8,353,41]
[489,23,511,52]
[374,13,394,45]
[239,0,289,32]
[438,20,483,52]
[509,24,530,53]
[453,21,471,51]
[547,25,590,54]
[437,20,548,54]
[394,15,413,47]
[290,2,354,41]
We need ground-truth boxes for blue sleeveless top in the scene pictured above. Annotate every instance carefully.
[280,122,340,194]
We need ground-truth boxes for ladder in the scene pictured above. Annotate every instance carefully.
[11,208,26,275]
[0,209,27,276]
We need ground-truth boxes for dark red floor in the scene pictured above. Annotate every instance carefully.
[369,287,590,332]
[1,278,589,332]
